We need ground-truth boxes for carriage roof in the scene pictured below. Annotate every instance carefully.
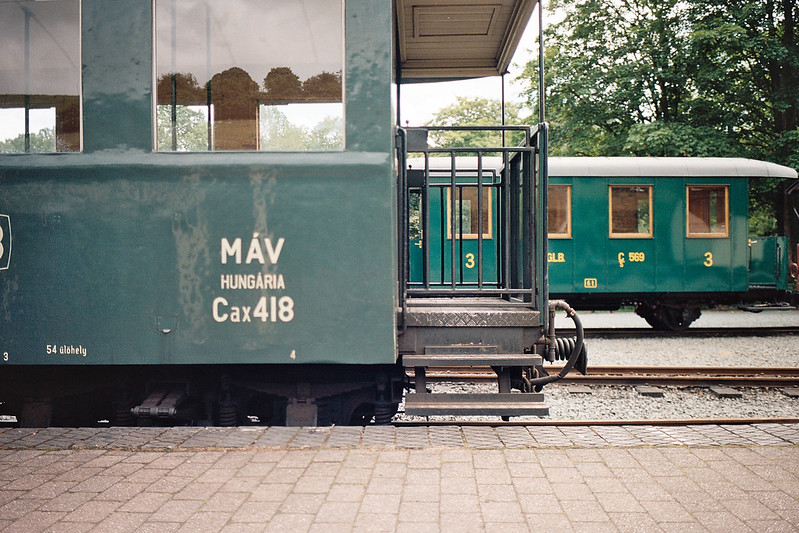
[407,156,798,180]
[551,157,798,179]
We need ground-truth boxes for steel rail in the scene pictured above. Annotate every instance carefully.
[556,326,799,338]
[411,366,799,387]
[393,416,799,427]
[558,365,799,387]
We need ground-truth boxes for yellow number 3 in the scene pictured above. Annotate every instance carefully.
[465,253,475,269]
[704,252,713,267]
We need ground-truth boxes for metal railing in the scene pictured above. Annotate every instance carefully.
[397,124,547,311]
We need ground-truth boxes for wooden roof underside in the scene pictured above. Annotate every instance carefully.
[396,0,538,81]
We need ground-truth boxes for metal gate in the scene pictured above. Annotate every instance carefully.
[396,124,548,324]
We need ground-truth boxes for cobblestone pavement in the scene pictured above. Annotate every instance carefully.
[1,424,798,532]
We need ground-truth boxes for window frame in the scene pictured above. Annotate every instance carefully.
[686,184,729,238]
[608,185,653,239]
[153,0,345,153]
[445,186,493,240]
[547,184,572,239]
[0,0,82,154]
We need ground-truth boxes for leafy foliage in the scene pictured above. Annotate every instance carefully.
[156,105,209,152]
[0,128,56,153]
[424,97,526,149]
[259,107,342,151]
[518,0,799,235]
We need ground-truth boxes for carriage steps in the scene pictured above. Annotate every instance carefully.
[403,345,549,417]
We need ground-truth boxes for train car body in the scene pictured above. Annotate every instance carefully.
[1,0,555,426]
[547,157,797,329]
[408,157,797,330]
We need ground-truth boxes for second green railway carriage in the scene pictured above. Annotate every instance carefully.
[408,156,798,330]
[547,157,797,329]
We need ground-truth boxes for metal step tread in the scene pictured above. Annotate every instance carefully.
[404,392,548,416]
[401,299,542,328]
[404,353,543,367]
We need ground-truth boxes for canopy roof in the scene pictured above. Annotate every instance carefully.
[396,0,538,81]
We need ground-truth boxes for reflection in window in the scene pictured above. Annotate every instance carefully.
[260,103,343,151]
[155,0,344,152]
[548,185,571,238]
[0,0,80,153]
[447,187,493,239]
[687,186,728,237]
[610,186,652,237]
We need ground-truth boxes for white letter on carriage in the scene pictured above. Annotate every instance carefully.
[221,238,242,264]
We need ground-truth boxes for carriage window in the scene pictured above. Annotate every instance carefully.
[548,185,571,238]
[155,0,344,152]
[609,185,652,237]
[447,187,493,239]
[687,185,728,237]
[0,0,81,153]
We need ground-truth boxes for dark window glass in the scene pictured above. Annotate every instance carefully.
[610,186,652,237]
[687,185,728,237]
[548,185,571,238]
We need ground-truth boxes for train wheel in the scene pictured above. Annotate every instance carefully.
[641,314,667,329]
[636,303,700,331]
[636,303,665,329]
[659,307,700,331]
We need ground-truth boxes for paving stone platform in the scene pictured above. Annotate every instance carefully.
[1,424,798,532]
[2,423,799,451]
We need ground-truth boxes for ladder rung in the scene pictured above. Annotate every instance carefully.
[404,392,548,416]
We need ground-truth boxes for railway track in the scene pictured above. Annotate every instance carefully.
[393,416,799,427]
[414,366,799,388]
[557,325,799,338]
[559,365,799,387]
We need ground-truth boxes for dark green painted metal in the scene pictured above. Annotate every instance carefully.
[408,185,499,285]
[549,175,751,296]
[414,167,785,306]
[0,1,398,366]
[82,0,153,153]
[749,236,790,290]
[345,1,393,153]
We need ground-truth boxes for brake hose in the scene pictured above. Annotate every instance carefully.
[525,300,585,387]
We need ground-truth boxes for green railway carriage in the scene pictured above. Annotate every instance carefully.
[0,0,568,426]
[407,156,797,331]
[547,157,798,329]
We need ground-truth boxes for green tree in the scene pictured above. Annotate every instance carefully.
[0,128,56,153]
[688,1,798,154]
[424,96,526,149]
[521,0,799,236]
[687,0,799,238]
[156,105,209,151]
[259,106,307,151]
[306,115,343,151]
[523,0,705,156]
[259,106,342,151]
